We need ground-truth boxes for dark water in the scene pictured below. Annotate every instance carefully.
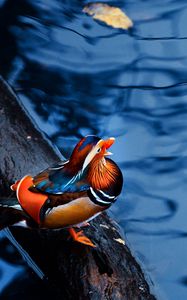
[1,0,187,299]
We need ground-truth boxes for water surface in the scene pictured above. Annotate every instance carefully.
[1,0,187,299]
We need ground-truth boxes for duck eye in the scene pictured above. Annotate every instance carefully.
[97,148,101,153]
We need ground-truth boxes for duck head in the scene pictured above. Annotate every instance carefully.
[69,135,122,196]
[69,135,115,174]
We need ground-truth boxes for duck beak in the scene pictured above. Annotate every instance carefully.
[102,137,115,156]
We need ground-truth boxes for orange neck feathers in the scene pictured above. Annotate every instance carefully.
[87,157,118,190]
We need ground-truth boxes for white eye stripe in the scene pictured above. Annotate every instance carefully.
[96,139,103,146]
[82,147,98,173]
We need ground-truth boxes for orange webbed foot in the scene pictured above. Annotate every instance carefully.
[68,228,96,248]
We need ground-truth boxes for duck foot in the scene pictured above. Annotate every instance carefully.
[68,228,96,247]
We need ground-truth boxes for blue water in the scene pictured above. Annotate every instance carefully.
[1,0,187,299]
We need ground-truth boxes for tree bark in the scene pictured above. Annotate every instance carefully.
[0,77,156,300]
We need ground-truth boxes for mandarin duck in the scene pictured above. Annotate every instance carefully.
[0,135,123,247]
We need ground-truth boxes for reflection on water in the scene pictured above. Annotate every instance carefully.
[1,0,187,299]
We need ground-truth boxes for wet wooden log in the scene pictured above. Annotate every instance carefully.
[0,77,156,300]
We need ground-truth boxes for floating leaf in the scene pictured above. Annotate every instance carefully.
[83,3,133,30]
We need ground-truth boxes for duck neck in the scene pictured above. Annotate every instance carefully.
[87,158,116,190]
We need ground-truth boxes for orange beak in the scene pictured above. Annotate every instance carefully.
[99,137,115,156]
[104,137,115,149]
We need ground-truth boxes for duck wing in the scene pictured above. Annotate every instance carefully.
[32,160,90,195]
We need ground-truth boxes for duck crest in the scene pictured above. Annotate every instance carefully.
[69,135,100,174]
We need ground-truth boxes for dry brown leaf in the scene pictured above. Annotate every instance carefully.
[83,3,133,30]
